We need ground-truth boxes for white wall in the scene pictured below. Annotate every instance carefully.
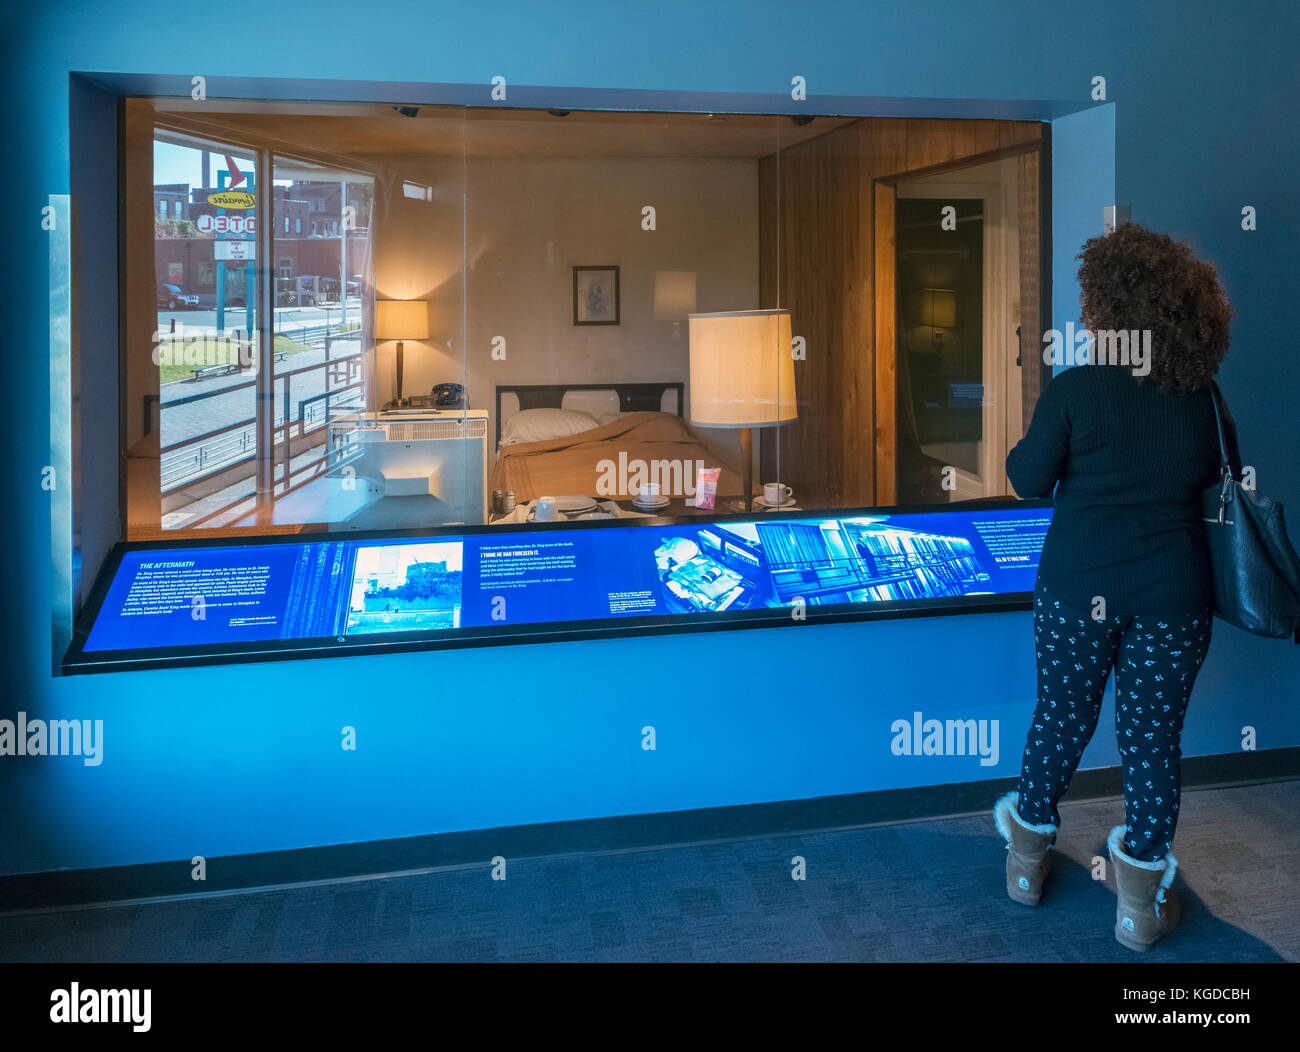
[372,154,760,465]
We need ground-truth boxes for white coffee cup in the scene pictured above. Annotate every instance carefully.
[638,482,661,503]
[764,482,793,506]
[535,496,559,521]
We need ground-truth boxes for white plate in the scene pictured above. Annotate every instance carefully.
[575,511,616,520]
[544,495,598,513]
[631,496,671,510]
[753,495,796,509]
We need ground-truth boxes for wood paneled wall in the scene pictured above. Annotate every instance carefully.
[1017,149,1044,442]
[758,117,1042,508]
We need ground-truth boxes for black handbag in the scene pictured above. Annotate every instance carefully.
[1201,381,1300,639]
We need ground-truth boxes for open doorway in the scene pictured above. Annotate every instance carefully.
[894,157,1025,502]
[873,142,1048,506]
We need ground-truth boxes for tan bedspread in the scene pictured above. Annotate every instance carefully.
[490,411,753,503]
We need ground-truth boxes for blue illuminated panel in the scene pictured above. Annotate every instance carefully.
[66,503,1052,671]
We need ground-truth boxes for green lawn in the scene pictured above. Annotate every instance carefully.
[157,335,314,385]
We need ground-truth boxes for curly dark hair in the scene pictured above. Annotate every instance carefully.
[1076,222,1232,394]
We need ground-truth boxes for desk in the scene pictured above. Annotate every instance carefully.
[327,409,490,526]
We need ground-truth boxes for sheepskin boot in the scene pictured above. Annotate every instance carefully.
[1108,826,1181,951]
[993,791,1057,905]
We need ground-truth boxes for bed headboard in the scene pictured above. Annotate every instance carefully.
[494,382,684,446]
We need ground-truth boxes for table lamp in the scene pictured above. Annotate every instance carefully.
[376,299,429,407]
[688,309,796,512]
[921,287,956,351]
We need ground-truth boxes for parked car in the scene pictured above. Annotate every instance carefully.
[346,275,362,297]
[158,283,199,310]
[317,277,341,303]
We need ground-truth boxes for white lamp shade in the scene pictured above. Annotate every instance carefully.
[688,309,797,427]
[921,288,957,329]
[653,270,697,320]
[376,299,429,340]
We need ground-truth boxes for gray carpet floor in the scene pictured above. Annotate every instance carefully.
[1,780,1295,962]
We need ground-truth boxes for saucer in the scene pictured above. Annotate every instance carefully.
[753,495,796,509]
[631,495,671,511]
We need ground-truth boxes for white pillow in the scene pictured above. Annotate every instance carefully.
[499,407,600,447]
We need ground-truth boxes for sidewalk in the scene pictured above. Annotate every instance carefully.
[159,339,364,448]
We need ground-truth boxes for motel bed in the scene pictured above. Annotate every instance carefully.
[489,382,753,508]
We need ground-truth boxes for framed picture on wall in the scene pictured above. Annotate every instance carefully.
[573,266,620,326]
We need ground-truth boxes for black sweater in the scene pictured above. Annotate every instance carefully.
[1006,364,1232,617]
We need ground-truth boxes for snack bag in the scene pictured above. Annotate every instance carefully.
[695,467,721,510]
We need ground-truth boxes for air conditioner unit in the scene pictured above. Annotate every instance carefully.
[327,410,490,529]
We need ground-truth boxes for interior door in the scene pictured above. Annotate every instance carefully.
[876,154,1029,505]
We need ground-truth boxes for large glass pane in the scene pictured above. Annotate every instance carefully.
[266,157,376,527]
[895,196,985,493]
[759,116,874,514]
[125,122,262,534]
[123,103,1046,542]
[896,153,1033,503]
[323,106,470,533]
[123,101,400,534]
[465,109,785,528]
[768,120,1045,512]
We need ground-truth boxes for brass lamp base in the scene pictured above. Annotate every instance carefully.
[740,427,753,512]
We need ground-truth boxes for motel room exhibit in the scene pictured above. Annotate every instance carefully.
[3,0,1299,967]
[118,102,1048,537]
[76,101,1059,655]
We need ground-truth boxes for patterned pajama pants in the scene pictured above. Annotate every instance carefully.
[1015,579,1213,862]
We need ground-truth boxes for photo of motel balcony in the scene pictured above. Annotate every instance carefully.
[347,541,463,634]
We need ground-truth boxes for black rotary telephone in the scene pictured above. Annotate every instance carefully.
[431,382,466,407]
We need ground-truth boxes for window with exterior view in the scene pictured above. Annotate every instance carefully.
[123,103,380,536]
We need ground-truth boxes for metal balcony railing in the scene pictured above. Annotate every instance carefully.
[154,332,366,498]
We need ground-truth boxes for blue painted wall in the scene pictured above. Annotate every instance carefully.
[1051,104,1116,352]
[3,0,1297,876]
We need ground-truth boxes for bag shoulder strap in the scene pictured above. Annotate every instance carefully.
[1207,380,1244,479]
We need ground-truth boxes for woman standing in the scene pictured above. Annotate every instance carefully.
[992,223,1235,952]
